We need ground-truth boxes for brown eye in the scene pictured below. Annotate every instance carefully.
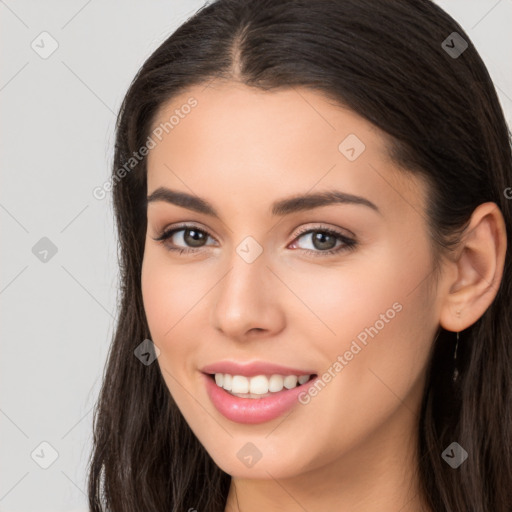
[153,223,357,257]
[308,231,338,251]
[153,225,216,254]
[181,228,208,247]
[290,226,357,257]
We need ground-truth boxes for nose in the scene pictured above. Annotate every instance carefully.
[211,251,285,340]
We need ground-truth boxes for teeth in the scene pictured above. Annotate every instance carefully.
[232,375,249,394]
[283,375,298,389]
[214,373,313,396]
[222,373,232,391]
[298,375,310,385]
[269,374,284,392]
[249,375,268,394]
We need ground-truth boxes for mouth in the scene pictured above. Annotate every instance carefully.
[206,372,318,399]
[202,371,320,424]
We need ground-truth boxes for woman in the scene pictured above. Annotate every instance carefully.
[87,0,512,510]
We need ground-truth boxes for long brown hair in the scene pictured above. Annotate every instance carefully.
[87,1,512,510]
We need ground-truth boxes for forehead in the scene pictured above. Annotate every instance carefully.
[148,81,388,162]
[146,81,427,220]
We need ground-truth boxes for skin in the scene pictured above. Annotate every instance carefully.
[141,81,507,512]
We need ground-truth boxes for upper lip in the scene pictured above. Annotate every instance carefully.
[200,360,317,377]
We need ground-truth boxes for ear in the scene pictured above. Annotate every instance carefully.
[439,202,507,332]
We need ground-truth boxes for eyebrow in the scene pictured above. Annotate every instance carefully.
[146,187,380,217]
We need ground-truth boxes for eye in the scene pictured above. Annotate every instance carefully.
[289,225,357,257]
[152,224,216,255]
[152,223,357,257]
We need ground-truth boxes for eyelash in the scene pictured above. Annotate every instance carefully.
[153,223,357,258]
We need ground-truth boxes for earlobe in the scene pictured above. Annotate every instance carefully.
[439,202,507,332]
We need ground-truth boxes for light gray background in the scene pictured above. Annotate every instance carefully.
[1,1,511,511]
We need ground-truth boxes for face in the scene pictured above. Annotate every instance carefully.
[141,81,442,480]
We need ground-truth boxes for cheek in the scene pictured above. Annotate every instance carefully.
[279,245,415,344]
[287,253,434,465]
[295,238,433,393]
[141,251,221,438]
[324,243,433,402]
[141,249,215,382]
[142,249,203,335]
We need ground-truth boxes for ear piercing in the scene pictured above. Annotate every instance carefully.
[453,309,461,382]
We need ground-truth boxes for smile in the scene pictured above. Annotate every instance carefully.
[202,372,319,424]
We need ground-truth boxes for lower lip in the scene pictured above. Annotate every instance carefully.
[202,372,319,424]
